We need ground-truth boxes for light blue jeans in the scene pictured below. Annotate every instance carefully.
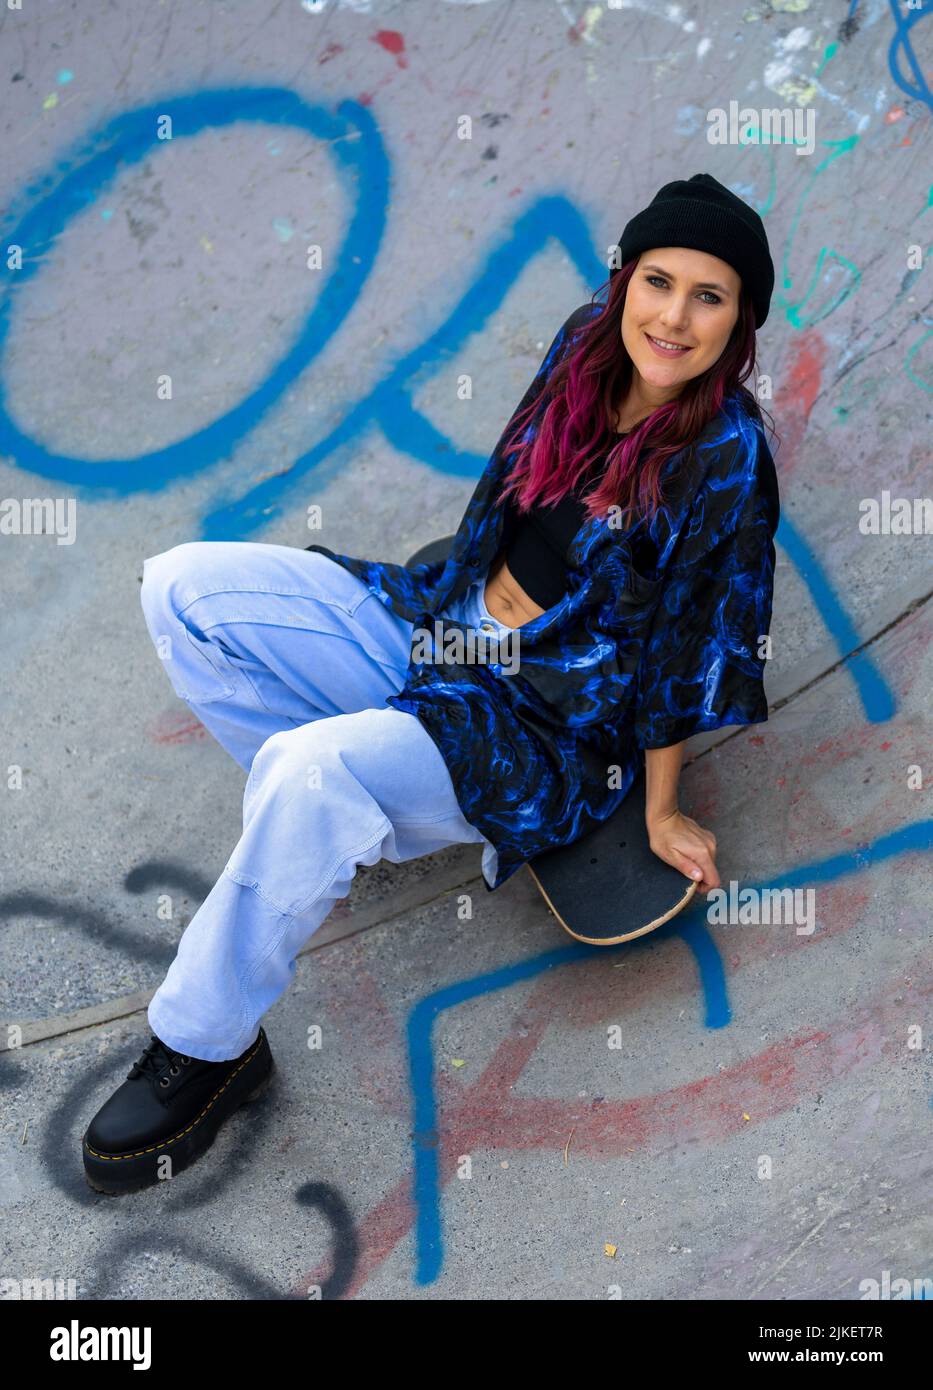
[139,542,514,1061]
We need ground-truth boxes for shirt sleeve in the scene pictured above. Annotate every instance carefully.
[632,424,780,751]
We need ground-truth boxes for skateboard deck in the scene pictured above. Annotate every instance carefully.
[525,769,697,945]
[399,536,697,945]
[404,535,458,569]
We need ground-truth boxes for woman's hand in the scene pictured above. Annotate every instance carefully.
[646,809,720,894]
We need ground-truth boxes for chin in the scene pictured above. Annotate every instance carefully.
[636,356,689,386]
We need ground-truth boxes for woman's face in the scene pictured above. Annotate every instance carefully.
[620,247,742,396]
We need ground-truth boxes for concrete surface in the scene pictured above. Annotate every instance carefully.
[0,0,931,1299]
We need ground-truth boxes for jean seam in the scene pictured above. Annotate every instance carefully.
[232,816,392,1033]
[223,866,295,917]
[176,685,238,705]
[175,584,373,624]
[226,813,390,927]
[288,817,393,916]
[174,626,237,702]
[204,626,408,715]
[230,876,296,1047]
[390,811,475,829]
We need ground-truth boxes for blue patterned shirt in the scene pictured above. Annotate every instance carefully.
[307,302,780,889]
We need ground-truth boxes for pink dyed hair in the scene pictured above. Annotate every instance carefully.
[495,259,778,530]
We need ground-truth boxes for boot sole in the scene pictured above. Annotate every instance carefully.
[82,1047,275,1196]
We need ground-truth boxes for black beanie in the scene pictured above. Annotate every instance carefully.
[610,172,774,328]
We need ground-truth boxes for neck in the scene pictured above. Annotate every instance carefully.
[616,373,682,430]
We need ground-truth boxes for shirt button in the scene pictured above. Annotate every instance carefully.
[481,622,494,632]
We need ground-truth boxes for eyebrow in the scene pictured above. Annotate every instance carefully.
[641,262,733,295]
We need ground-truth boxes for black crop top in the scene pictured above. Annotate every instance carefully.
[498,488,591,610]
[495,433,658,610]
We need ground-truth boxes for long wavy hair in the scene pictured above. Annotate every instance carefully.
[495,259,778,532]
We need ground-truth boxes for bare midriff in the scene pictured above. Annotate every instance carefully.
[482,550,547,628]
[482,403,640,629]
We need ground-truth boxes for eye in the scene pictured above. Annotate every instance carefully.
[645,274,722,306]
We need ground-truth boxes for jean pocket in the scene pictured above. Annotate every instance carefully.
[169,624,237,703]
[300,546,386,617]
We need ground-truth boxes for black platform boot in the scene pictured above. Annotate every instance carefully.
[82,1028,274,1193]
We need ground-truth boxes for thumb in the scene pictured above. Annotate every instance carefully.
[666,847,704,882]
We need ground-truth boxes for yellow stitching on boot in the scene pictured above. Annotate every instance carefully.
[83,1034,267,1163]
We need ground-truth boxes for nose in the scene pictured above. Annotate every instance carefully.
[659,295,691,332]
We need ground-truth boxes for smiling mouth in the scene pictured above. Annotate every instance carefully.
[645,332,692,352]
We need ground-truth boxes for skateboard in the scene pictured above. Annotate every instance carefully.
[404,535,458,569]
[524,770,697,946]
[400,536,697,945]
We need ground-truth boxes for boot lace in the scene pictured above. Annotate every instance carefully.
[127,1035,193,1088]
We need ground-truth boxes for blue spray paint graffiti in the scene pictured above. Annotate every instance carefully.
[776,516,896,723]
[406,913,731,1287]
[407,817,933,1285]
[841,2,933,116]
[200,193,605,536]
[0,88,388,494]
[0,83,919,1289]
[0,92,894,720]
[0,0,924,1293]
[880,0,933,116]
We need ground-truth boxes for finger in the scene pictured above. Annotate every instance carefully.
[694,847,720,889]
[667,848,705,883]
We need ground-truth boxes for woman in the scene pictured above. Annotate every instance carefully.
[82,173,780,1193]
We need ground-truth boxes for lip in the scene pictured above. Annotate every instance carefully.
[644,331,693,358]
